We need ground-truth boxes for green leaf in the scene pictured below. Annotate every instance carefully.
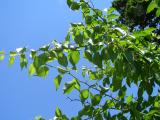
[92,52,102,68]
[107,7,115,14]
[36,66,49,77]
[54,75,62,90]
[80,89,89,100]
[69,51,80,66]
[0,51,5,62]
[58,67,68,74]
[55,107,62,117]
[29,64,36,76]
[91,94,101,106]
[9,57,15,65]
[63,80,76,94]
[103,77,110,86]
[39,45,50,51]
[107,14,119,20]
[156,7,160,16]
[30,50,36,59]
[111,76,122,91]
[147,1,156,13]
[0,51,4,55]
[67,0,73,7]
[85,16,92,25]
[0,55,4,61]
[126,95,133,104]
[10,51,17,57]
[71,2,80,11]
[72,78,80,91]
[83,50,92,61]
[57,52,68,67]
[20,54,27,69]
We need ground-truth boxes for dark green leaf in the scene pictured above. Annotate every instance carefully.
[71,2,80,11]
[57,52,68,67]
[67,0,73,7]
[91,94,101,106]
[92,52,102,68]
[20,54,27,69]
[83,50,92,61]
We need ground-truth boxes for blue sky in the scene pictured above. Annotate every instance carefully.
[0,0,112,120]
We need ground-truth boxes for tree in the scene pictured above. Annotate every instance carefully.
[112,0,160,31]
[0,0,160,119]
[112,0,160,48]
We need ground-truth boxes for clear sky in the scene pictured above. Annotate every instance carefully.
[0,0,112,120]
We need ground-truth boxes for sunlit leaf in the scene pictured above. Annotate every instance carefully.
[147,1,156,13]
[36,66,49,77]
[29,64,36,76]
[80,89,89,100]
[54,75,62,90]
[63,80,76,94]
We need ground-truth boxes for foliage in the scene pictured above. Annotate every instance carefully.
[1,0,160,119]
[112,0,160,32]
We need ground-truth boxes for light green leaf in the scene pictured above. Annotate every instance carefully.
[29,64,36,75]
[10,51,17,57]
[0,51,4,55]
[147,1,156,13]
[126,95,133,104]
[0,55,4,61]
[69,51,80,66]
[72,78,80,91]
[55,107,62,117]
[9,57,15,65]
[107,7,115,14]
[156,7,160,16]
[54,75,62,90]
[80,89,89,100]
[107,14,119,20]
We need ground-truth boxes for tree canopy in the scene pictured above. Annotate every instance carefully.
[112,0,160,31]
[0,0,160,119]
